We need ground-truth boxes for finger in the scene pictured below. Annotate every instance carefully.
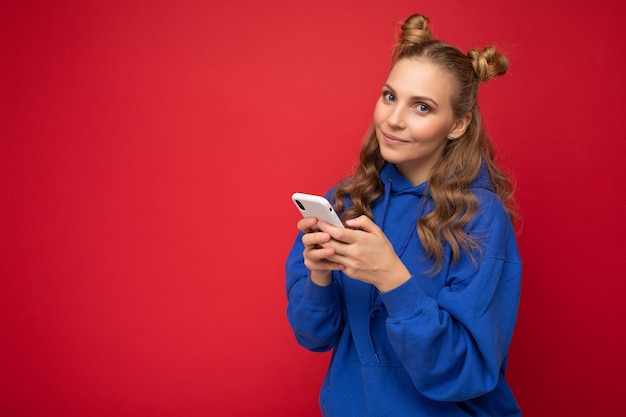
[301,230,332,247]
[344,215,382,235]
[303,248,345,271]
[297,216,319,233]
[325,250,349,267]
[304,258,345,272]
[317,220,356,244]
[306,246,336,261]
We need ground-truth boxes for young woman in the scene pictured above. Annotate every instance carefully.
[286,13,521,417]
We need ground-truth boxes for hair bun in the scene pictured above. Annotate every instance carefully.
[399,14,432,44]
[468,46,509,82]
[393,14,432,60]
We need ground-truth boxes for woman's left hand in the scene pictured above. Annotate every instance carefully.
[317,215,412,292]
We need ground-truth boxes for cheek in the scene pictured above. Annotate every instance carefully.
[407,119,449,141]
[372,100,385,125]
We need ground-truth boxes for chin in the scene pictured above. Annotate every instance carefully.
[378,145,404,165]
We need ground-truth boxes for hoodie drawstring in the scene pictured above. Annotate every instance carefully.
[379,177,392,230]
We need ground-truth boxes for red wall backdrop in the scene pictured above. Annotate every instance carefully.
[2,1,625,416]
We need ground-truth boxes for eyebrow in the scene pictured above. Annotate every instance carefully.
[383,83,439,108]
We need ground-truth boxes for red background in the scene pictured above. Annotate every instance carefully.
[2,0,625,416]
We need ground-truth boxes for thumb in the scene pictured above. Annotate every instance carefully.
[344,215,382,235]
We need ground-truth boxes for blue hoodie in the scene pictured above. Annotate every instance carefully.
[286,163,522,417]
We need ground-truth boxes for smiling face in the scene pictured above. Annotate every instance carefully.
[373,58,470,185]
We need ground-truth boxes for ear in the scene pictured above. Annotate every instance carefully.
[447,112,472,140]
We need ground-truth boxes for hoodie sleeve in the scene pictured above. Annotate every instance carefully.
[286,232,345,352]
[379,192,522,402]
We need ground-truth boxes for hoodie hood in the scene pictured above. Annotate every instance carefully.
[379,161,493,196]
[373,163,429,260]
[374,162,493,258]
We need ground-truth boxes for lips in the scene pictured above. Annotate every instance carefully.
[381,132,409,145]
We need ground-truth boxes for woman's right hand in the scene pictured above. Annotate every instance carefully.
[297,217,344,287]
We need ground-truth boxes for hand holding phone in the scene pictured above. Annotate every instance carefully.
[291,193,344,229]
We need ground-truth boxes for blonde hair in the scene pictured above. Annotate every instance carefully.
[333,14,516,271]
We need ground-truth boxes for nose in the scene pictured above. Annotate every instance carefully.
[386,106,406,130]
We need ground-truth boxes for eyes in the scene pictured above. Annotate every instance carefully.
[382,91,397,102]
[382,90,431,114]
[415,103,430,113]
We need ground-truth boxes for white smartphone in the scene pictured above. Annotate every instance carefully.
[291,192,345,229]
